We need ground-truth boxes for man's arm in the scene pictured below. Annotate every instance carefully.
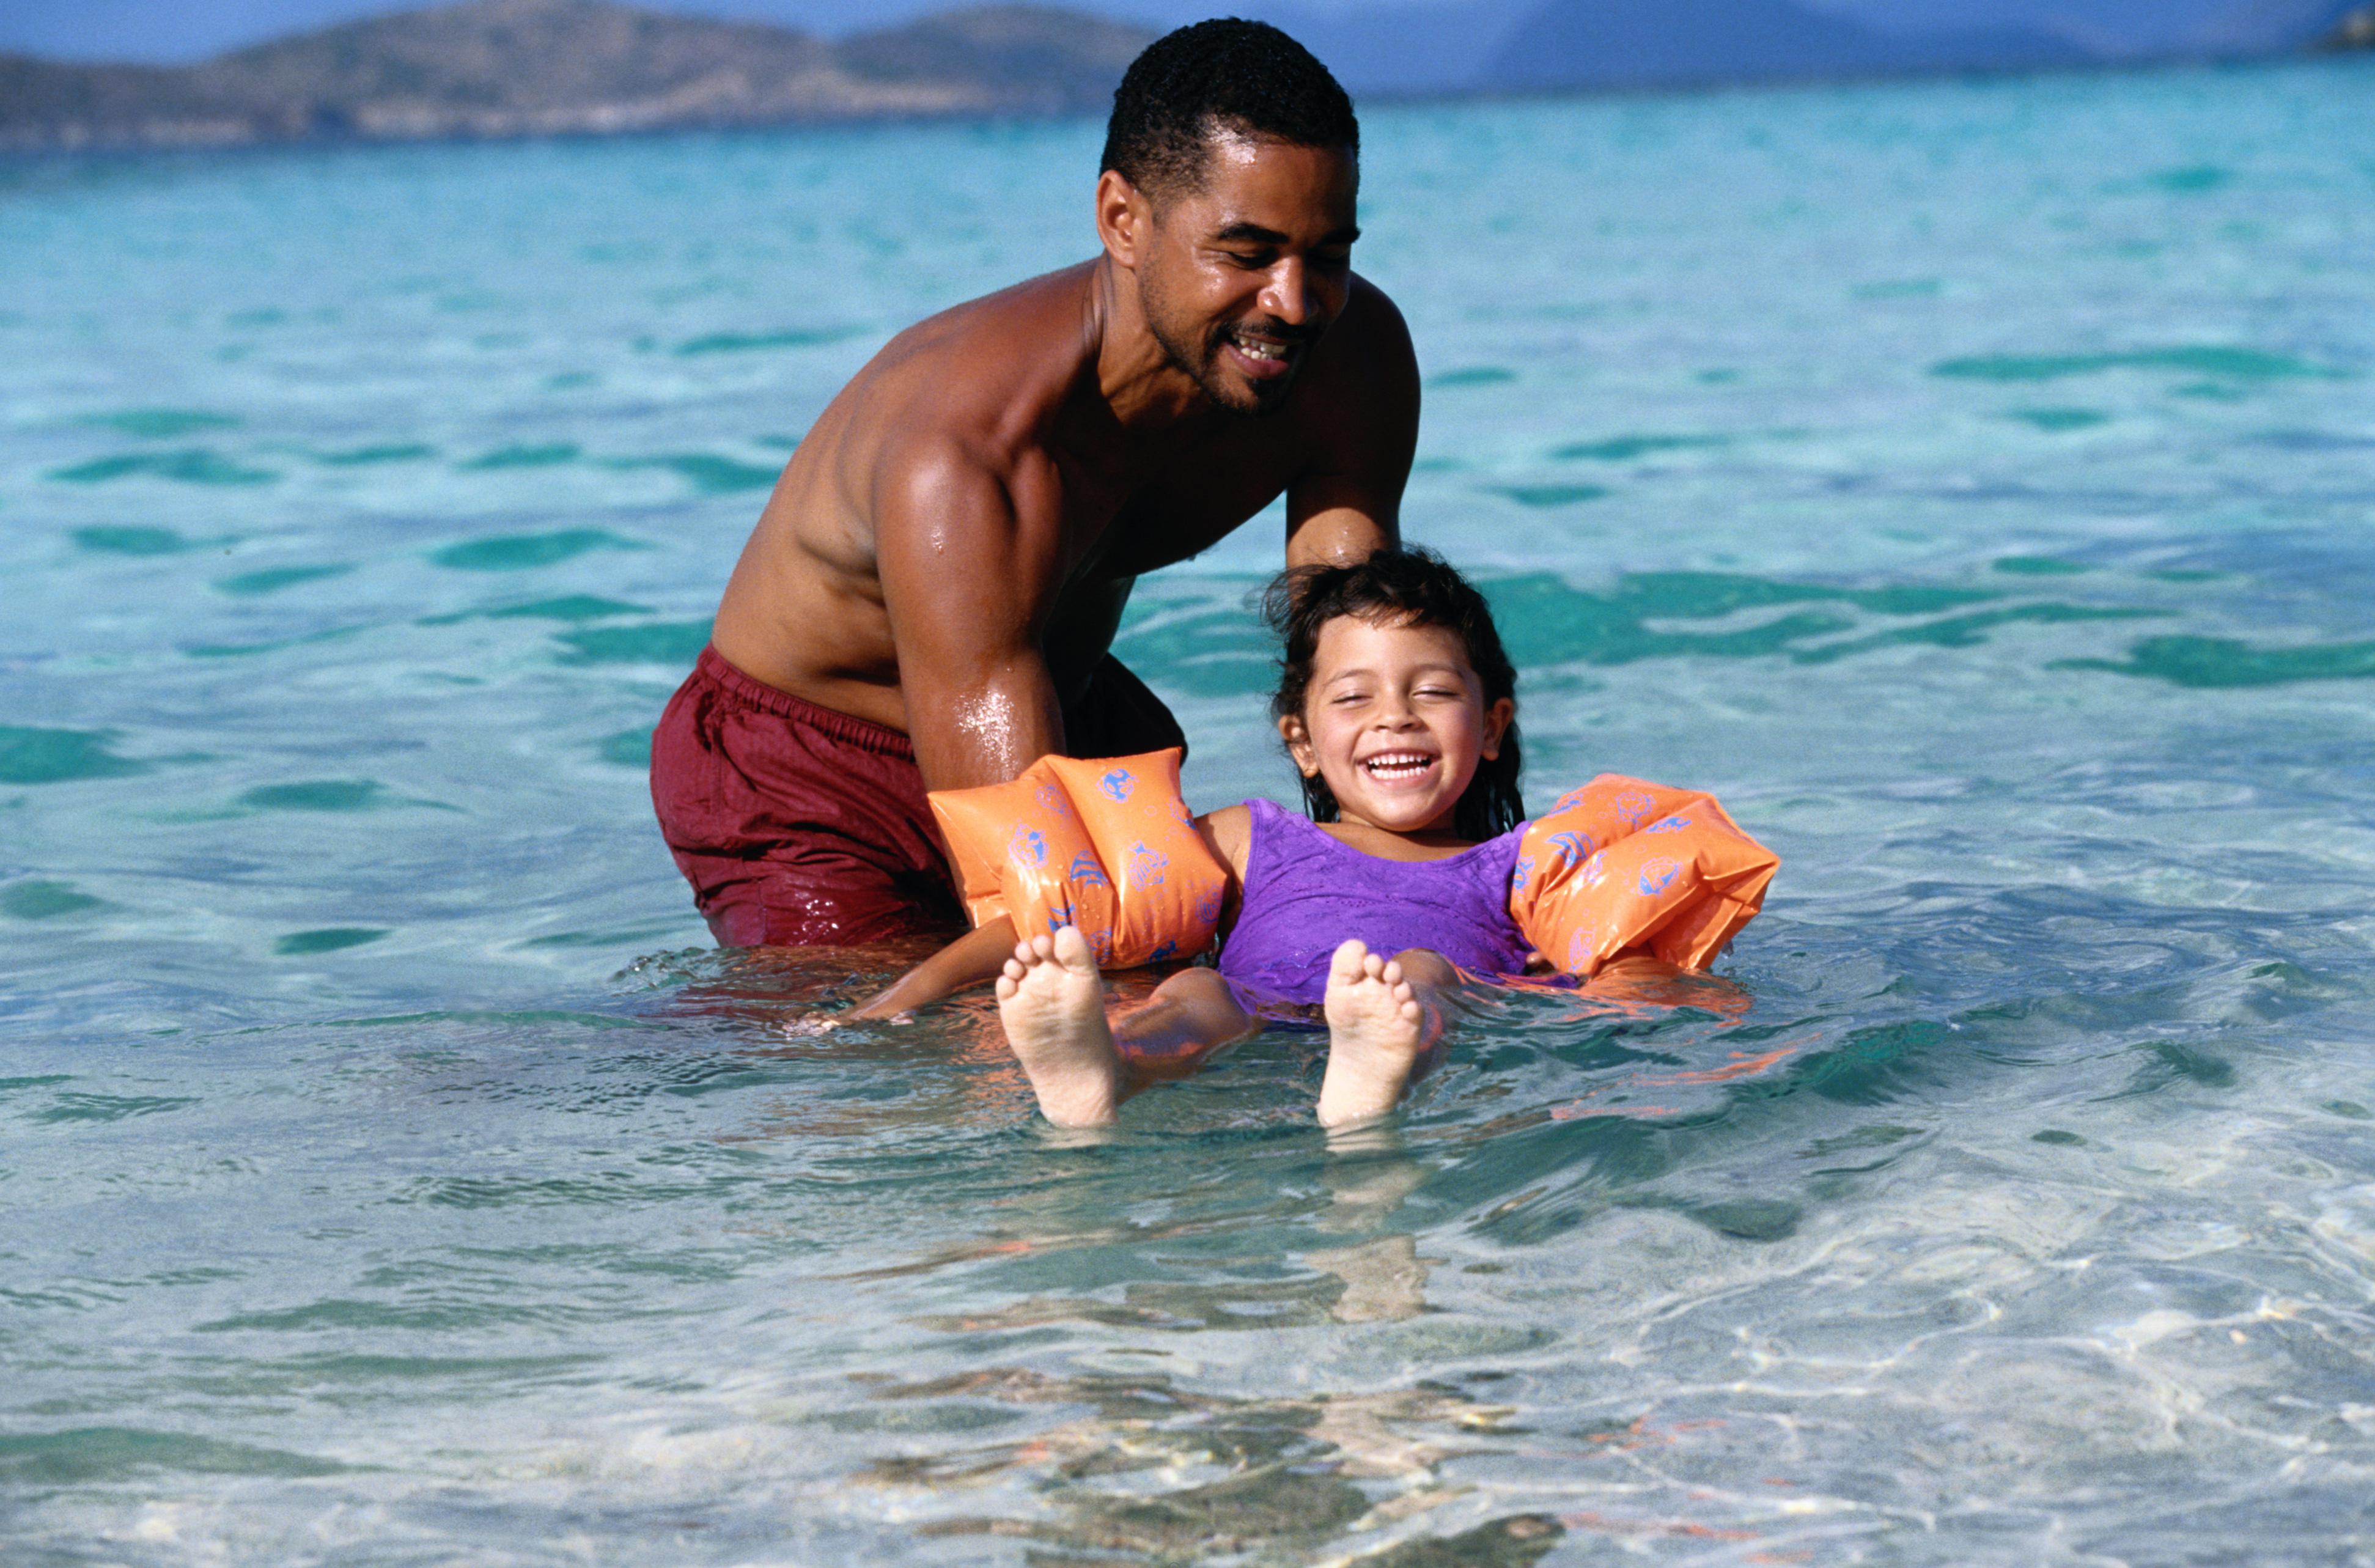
[1284,276,1419,568]
[875,441,1070,793]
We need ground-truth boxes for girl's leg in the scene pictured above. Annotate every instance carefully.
[1317,940,1455,1128]
[1110,967,1259,1089]
[996,927,1256,1128]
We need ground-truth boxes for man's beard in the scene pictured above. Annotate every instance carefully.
[1140,275,1293,418]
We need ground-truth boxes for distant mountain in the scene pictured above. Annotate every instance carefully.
[836,6,1149,116]
[0,0,1153,151]
[2324,2,2375,44]
[1805,0,2361,57]
[4,0,2362,154]
[1481,0,2090,92]
[1301,0,2361,98]
[2185,0,2366,51]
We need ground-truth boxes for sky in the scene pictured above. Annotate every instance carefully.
[0,0,2312,65]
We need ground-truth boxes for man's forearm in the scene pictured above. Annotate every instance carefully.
[905,661,1068,794]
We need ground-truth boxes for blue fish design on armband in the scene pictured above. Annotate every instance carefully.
[1547,829,1596,868]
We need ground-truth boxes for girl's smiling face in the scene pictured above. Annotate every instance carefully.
[1280,614,1514,836]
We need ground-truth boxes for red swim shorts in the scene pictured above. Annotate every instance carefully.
[650,645,1186,949]
[649,647,963,948]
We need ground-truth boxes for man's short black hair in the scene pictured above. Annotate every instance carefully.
[1101,19,1358,199]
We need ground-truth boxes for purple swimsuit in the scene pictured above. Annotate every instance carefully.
[1216,798,1531,1010]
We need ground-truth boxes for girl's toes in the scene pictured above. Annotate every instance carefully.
[1050,924,1099,975]
[1330,939,1371,984]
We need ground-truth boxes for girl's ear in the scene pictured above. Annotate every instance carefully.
[1278,712,1320,777]
[1479,697,1516,762]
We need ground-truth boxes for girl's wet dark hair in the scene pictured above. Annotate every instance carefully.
[1262,547,1524,840]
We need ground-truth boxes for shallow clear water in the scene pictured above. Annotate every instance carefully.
[6,58,2375,1566]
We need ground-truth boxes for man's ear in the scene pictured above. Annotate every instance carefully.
[1278,712,1319,777]
[1479,697,1515,762]
[1095,169,1150,270]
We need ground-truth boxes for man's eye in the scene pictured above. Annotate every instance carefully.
[1224,250,1276,269]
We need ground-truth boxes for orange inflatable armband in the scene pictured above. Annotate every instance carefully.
[928,748,1228,968]
[1509,775,1779,977]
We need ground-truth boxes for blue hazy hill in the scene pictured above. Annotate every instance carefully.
[4,0,2365,143]
[1478,0,2089,91]
[1830,0,2364,56]
[1265,0,2368,95]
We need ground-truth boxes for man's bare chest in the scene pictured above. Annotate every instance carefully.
[1058,432,1305,582]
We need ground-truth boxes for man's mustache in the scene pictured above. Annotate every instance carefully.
[1215,317,1317,347]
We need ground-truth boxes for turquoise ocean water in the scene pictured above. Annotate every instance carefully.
[5,57,2374,1564]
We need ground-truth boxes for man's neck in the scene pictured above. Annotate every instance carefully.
[1086,257,1216,437]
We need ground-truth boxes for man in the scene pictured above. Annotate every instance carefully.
[651,19,1418,947]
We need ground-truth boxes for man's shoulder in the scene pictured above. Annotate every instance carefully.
[1280,273,1419,462]
[1345,272,1413,337]
[1309,273,1417,384]
[861,262,1095,464]
[879,262,1095,381]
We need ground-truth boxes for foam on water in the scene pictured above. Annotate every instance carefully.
[5,59,2375,1566]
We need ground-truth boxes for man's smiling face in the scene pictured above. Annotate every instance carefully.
[1133,128,1360,416]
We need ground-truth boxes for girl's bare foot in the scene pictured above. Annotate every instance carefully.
[995,926,1121,1127]
[1317,939,1432,1128]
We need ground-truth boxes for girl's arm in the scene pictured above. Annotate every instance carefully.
[1193,806,1253,904]
[848,915,1017,1020]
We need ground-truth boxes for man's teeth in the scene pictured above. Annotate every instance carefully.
[1363,753,1435,779]
[1232,334,1287,361]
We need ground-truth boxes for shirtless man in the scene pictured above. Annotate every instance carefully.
[650,20,1418,948]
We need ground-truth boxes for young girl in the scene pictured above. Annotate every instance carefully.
[858,548,1589,1129]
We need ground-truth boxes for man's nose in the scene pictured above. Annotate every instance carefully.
[1261,257,1315,326]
